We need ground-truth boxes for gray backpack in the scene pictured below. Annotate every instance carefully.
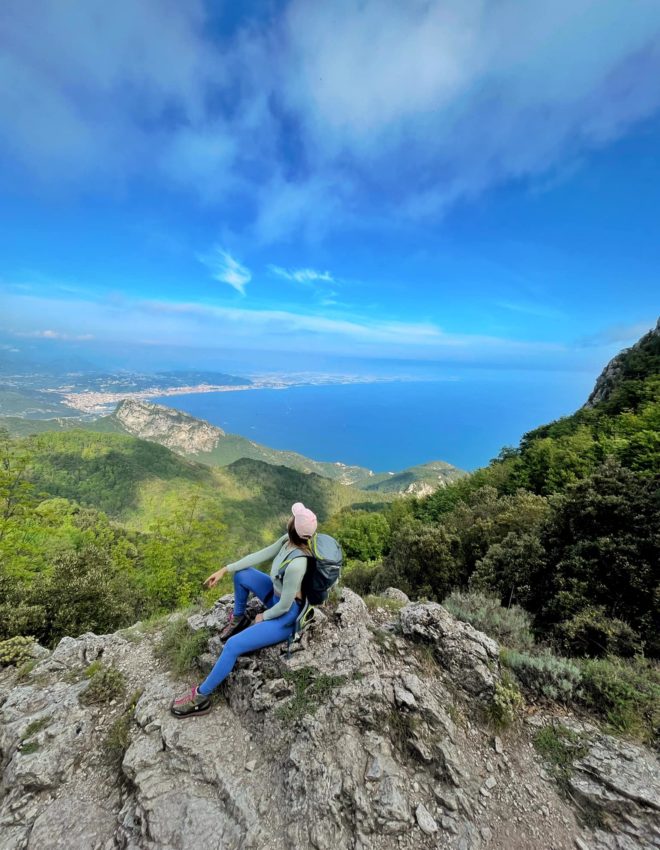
[277,534,343,655]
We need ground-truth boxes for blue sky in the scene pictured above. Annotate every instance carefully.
[1,0,659,377]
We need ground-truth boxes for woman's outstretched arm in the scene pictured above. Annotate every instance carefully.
[225,533,288,575]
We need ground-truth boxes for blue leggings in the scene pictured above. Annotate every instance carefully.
[198,568,302,696]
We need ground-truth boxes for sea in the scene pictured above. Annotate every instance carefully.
[153,370,594,473]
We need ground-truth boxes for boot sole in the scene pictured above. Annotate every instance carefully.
[170,702,212,719]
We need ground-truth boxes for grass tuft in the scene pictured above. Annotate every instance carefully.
[79,664,126,706]
[275,666,346,722]
[363,595,406,614]
[533,723,589,797]
[155,617,212,677]
[22,717,50,739]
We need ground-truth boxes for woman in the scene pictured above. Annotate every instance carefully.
[171,501,317,717]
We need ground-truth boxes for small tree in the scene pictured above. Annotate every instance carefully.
[382,517,460,600]
[537,459,659,656]
[323,509,390,561]
[140,493,227,610]
[38,544,140,644]
[470,531,546,608]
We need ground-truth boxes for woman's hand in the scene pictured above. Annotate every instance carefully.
[254,613,264,624]
[204,567,228,589]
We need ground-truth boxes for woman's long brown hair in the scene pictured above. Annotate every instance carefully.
[287,517,312,555]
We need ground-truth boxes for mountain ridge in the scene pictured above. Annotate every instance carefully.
[0,397,466,495]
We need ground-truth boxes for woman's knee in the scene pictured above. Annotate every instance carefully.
[223,633,245,659]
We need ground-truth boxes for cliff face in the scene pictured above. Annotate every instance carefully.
[113,399,224,454]
[585,318,660,408]
[1,590,657,850]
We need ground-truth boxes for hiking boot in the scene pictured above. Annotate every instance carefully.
[218,611,251,642]
[170,685,211,718]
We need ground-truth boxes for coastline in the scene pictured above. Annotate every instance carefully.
[57,374,392,415]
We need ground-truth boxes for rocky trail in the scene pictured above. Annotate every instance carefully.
[1,590,658,850]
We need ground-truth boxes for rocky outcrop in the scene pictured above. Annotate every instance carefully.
[399,601,499,698]
[527,714,660,850]
[585,317,660,408]
[1,592,658,850]
[113,399,224,454]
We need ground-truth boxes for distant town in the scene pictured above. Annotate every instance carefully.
[57,373,384,415]
[0,366,394,418]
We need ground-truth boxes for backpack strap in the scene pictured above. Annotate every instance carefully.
[285,600,316,659]
[275,547,309,583]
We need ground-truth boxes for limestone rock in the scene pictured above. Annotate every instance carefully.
[0,589,655,850]
[415,802,437,834]
[114,398,224,454]
[399,602,500,697]
[569,730,660,850]
[380,588,410,605]
[585,318,659,408]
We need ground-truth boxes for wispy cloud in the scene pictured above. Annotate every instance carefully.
[16,329,94,341]
[495,301,566,320]
[199,247,251,294]
[577,319,657,347]
[2,285,568,365]
[268,265,334,284]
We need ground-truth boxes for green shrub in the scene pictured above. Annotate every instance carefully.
[84,660,104,678]
[557,607,643,658]
[381,518,460,600]
[580,656,660,745]
[156,618,211,677]
[79,664,126,706]
[443,591,535,651]
[104,688,143,769]
[488,672,524,728]
[0,635,37,667]
[16,659,38,681]
[501,648,583,703]
[323,510,391,561]
[341,560,385,596]
[105,714,131,767]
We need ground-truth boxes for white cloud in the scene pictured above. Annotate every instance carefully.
[281,0,660,222]
[2,1,660,235]
[199,247,251,294]
[268,265,334,284]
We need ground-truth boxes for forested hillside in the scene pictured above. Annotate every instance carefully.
[0,428,387,648]
[0,397,466,492]
[339,320,659,656]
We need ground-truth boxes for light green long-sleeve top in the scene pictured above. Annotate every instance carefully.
[226,533,307,621]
